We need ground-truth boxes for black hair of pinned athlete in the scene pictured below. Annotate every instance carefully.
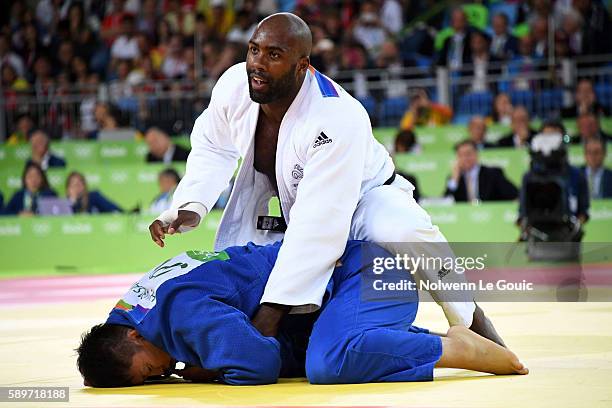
[76,324,138,387]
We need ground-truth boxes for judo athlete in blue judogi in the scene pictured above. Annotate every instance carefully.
[77,241,527,388]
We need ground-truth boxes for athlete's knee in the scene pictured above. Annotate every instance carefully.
[305,350,339,384]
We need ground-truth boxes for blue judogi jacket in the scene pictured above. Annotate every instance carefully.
[106,240,380,385]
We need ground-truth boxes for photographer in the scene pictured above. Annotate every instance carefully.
[399,88,453,130]
[518,120,589,242]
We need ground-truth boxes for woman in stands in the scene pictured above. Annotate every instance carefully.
[4,163,56,216]
[65,171,122,214]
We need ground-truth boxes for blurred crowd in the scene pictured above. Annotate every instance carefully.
[0,0,611,140]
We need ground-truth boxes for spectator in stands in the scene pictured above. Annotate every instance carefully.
[496,106,536,148]
[445,140,519,202]
[394,129,421,154]
[1,63,29,91]
[111,14,140,62]
[352,1,388,58]
[436,8,475,70]
[490,13,519,60]
[161,34,188,79]
[227,9,257,44]
[573,0,612,55]
[560,8,584,56]
[491,92,514,126]
[93,102,123,136]
[4,162,57,216]
[6,113,35,145]
[149,168,181,214]
[399,88,453,130]
[508,35,540,91]
[100,0,129,45]
[562,79,610,118]
[392,130,421,201]
[467,31,501,93]
[582,138,612,198]
[468,116,495,149]
[530,17,549,58]
[0,33,26,78]
[25,129,66,170]
[572,112,612,144]
[144,127,190,164]
[66,171,122,214]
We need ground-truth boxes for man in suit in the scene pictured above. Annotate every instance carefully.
[571,112,612,145]
[496,106,536,148]
[561,79,610,119]
[436,8,475,70]
[144,127,190,164]
[583,138,612,199]
[445,140,518,202]
[490,13,519,60]
[468,116,495,150]
[25,129,66,170]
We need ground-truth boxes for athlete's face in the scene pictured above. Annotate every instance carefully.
[126,330,175,386]
[246,25,304,104]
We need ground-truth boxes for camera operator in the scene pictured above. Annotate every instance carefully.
[518,120,590,243]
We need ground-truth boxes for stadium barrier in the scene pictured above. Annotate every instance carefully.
[0,200,610,276]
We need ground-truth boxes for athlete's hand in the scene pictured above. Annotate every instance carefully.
[149,210,201,247]
[252,303,291,337]
[173,366,219,383]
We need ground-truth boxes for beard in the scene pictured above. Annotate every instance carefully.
[247,64,298,104]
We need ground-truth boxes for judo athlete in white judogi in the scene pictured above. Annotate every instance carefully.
[149,13,504,345]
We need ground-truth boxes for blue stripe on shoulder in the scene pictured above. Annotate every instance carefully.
[312,69,339,98]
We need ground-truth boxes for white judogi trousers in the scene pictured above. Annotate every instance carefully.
[349,174,476,327]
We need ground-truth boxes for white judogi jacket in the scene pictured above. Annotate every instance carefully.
[171,62,395,312]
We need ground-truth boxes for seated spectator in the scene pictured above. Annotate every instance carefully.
[490,13,519,60]
[571,112,612,145]
[491,93,514,126]
[6,113,35,145]
[466,31,501,93]
[352,2,387,58]
[149,168,181,215]
[507,35,541,91]
[25,129,66,170]
[562,79,610,118]
[399,88,453,130]
[392,130,421,201]
[4,162,57,216]
[394,129,421,154]
[66,171,122,214]
[468,116,495,149]
[573,0,612,56]
[144,127,190,164]
[111,14,140,64]
[445,140,518,202]
[436,8,475,70]
[161,35,188,79]
[582,138,612,199]
[496,106,536,148]
[226,9,257,44]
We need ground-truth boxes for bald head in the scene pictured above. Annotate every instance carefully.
[256,13,312,58]
[246,13,312,105]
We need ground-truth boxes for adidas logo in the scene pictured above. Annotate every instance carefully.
[313,132,333,148]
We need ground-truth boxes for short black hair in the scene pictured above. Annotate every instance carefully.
[159,168,181,184]
[76,324,139,387]
[454,139,478,152]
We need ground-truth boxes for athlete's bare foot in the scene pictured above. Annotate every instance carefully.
[437,326,529,375]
